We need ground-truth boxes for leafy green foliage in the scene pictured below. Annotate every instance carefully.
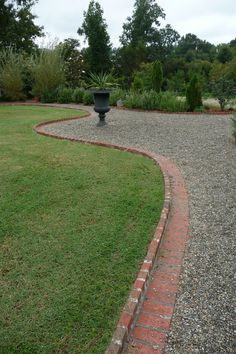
[57,38,85,88]
[0,0,43,53]
[176,33,215,61]
[0,105,164,354]
[116,42,148,83]
[82,90,94,105]
[210,76,236,110]
[120,0,165,47]
[57,87,73,103]
[131,62,153,92]
[78,0,111,73]
[217,44,233,64]
[109,89,127,106]
[186,75,202,111]
[72,87,85,103]
[40,89,58,103]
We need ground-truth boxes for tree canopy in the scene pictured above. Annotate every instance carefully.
[0,0,43,53]
[120,0,165,47]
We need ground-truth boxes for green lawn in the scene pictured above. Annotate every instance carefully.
[0,105,164,353]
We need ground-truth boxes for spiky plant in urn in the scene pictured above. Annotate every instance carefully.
[88,72,117,126]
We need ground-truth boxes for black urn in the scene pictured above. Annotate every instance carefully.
[93,90,110,126]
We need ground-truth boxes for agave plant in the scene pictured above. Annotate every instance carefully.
[87,72,117,90]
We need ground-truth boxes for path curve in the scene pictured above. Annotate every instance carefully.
[35,104,235,354]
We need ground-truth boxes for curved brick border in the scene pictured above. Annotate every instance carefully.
[33,113,189,354]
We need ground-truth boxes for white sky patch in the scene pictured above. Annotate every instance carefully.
[33,0,236,47]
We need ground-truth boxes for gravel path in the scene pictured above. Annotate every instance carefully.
[42,105,235,354]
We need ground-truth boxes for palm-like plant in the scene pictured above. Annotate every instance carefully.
[87,72,117,90]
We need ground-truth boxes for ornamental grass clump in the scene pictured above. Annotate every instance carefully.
[159,91,187,112]
[140,90,160,110]
[0,48,25,100]
[31,45,65,97]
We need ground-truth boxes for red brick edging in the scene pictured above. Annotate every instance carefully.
[33,112,189,354]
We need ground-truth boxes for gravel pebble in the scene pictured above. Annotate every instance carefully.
[42,104,236,354]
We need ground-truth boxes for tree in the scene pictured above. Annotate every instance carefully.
[149,24,180,61]
[57,38,85,88]
[117,41,148,85]
[132,62,154,91]
[176,33,215,61]
[78,0,111,73]
[120,0,165,47]
[217,44,233,64]
[186,75,202,111]
[119,1,166,83]
[152,60,163,92]
[210,76,235,110]
[0,0,43,53]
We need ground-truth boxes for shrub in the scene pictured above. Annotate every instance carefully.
[152,60,163,93]
[159,91,187,112]
[109,89,127,106]
[123,92,141,109]
[31,44,65,97]
[140,90,160,110]
[57,87,73,103]
[0,48,25,100]
[40,89,58,103]
[82,91,94,105]
[123,90,187,112]
[131,76,144,92]
[210,76,236,110]
[72,88,85,103]
[186,75,202,111]
[131,63,154,92]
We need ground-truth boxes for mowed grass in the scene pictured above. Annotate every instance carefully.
[0,105,164,353]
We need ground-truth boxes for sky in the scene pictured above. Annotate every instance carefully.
[33,0,236,47]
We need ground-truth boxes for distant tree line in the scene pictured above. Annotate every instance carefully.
[0,0,236,109]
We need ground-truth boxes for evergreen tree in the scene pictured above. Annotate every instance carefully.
[152,60,163,92]
[186,75,202,111]
[78,0,111,73]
